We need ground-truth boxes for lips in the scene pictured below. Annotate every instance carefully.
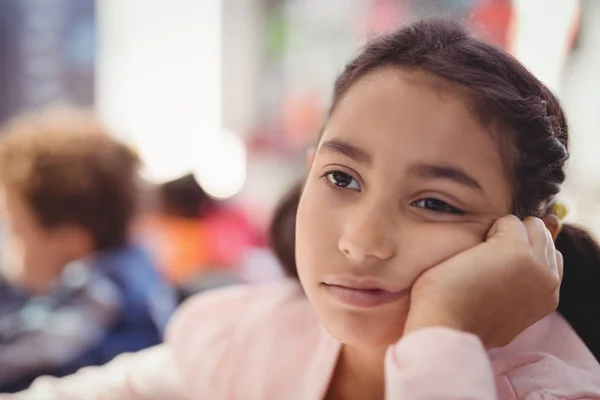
[321,277,408,308]
[322,277,404,293]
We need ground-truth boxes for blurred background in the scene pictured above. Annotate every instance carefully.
[0,0,598,387]
[0,0,598,293]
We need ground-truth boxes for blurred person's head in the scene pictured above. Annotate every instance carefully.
[270,19,600,359]
[0,106,140,292]
[159,174,216,219]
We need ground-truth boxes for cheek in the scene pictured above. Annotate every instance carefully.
[295,184,341,280]
[398,221,486,279]
[17,231,54,262]
[17,238,41,268]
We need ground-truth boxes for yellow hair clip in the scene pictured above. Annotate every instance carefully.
[550,202,568,221]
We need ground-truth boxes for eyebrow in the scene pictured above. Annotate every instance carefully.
[319,139,372,164]
[319,138,482,190]
[409,163,482,190]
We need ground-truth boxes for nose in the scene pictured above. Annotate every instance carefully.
[338,202,397,265]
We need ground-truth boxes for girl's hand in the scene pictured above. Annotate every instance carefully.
[404,215,563,347]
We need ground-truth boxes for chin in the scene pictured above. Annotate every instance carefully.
[312,294,409,349]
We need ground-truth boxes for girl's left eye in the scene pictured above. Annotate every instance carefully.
[412,198,465,215]
[325,171,361,191]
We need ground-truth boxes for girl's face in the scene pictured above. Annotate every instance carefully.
[296,68,513,348]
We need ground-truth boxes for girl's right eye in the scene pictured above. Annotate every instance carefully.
[412,198,465,215]
[325,171,361,191]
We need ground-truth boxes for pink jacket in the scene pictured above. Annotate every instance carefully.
[5,279,600,400]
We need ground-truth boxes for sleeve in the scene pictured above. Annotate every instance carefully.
[2,280,304,400]
[384,327,497,400]
[525,395,600,400]
[163,284,259,399]
[0,275,121,386]
[2,345,187,400]
[163,280,306,399]
[506,354,600,400]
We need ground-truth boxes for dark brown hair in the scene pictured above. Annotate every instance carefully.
[270,19,600,360]
[0,107,140,251]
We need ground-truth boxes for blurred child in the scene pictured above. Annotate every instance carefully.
[0,108,176,392]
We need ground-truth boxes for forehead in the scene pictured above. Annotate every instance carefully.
[321,69,510,195]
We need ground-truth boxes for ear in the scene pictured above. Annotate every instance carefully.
[541,214,561,241]
[306,146,316,171]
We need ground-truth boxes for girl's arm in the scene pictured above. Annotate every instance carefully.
[385,322,600,399]
[385,327,496,400]
[2,344,187,400]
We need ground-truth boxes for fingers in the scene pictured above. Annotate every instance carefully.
[523,217,565,283]
[486,215,528,243]
[523,217,550,255]
[556,250,564,282]
[544,227,558,274]
[552,250,564,310]
[489,215,562,284]
[491,215,562,279]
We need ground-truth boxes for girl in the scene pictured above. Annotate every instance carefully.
[5,18,600,400]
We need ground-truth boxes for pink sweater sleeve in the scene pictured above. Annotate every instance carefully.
[385,327,497,400]
[2,345,187,400]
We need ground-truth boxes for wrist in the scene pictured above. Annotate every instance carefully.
[404,307,471,336]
